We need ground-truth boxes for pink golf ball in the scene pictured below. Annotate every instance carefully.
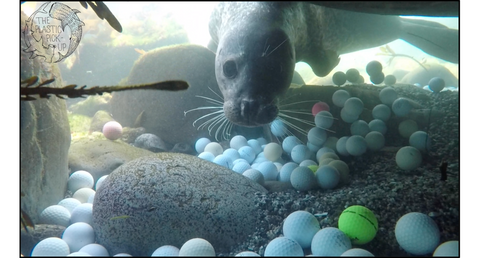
[103,121,123,140]
[312,102,330,116]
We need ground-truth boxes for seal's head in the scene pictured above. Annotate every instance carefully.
[215,22,295,127]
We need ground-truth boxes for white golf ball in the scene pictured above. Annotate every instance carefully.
[433,240,458,256]
[264,237,303,256]
[39,205,71,227]
[62,222,95,252]
[283,211,320,248]
[31,237,70,256]
[179,238,215,256]
[67,170,94,193]
[151,245,180,256]
[79,243,109,256]
[395,212,440,255]
[311,227,352,256]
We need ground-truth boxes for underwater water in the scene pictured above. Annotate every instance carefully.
[18,2,462,257]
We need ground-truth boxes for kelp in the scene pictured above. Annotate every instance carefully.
[21,76,189,101]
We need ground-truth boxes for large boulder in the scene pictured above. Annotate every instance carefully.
[20,11,71,224]
[68,136,154,181]
[109,44,221,146]
[93,153,267,256]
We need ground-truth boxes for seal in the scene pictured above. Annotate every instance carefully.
[208,2,458,127]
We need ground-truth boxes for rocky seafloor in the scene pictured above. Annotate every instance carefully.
[217,85,460,257]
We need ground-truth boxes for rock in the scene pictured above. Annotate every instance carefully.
[400,63,458,87]
[89,110,114,133]
[93,153,267,256]
[134,133,170,152]
[68,137,154,181]
[69,94,112,117]
[263,181,294,192]
[21,11,71,224]
[121,127,146,144]
[170,142,196,155]
[109,44,220,146]
[21,224,66,256]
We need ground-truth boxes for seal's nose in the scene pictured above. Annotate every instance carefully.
[240,99,259,119]
[239,99,278,126]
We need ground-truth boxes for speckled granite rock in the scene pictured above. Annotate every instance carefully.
[92,153,267,256]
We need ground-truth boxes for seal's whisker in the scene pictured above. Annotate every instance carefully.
[278,99,319,108]
[184,106,223,116]
[207,87,224,101]
[276,115,308,137]
[265,37,288,57]
[195,95,224,105]
[192,110,225,128]
[278,112,316,128]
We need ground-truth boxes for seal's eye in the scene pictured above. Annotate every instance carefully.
[223,60,237,79]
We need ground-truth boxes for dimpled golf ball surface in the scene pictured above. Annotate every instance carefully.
[195,137,211,153]
[290,166,316,191]
[67,170,94,193]
[179,238,215,256]
[346,68,360,82]
[372,104,391,122]
[379,86,397,105]
[366,60,383,76]
[333,71,347,85]
[308,127,327,146]
[70,203,93,225]
[291,144,311,163]
[332,89,351,108]
[395,212,440,255]
[256,161,278,181]
[31,237,70,256]
[341,248,374,256]
[238,146,256,164]
[204,142,223,156]
[62,222,95,252]
[315,165,340,189]
[271,119,288,137]
[73,188,96,203]
[346,135,367,156]
[311,227,352,256]
[396,146,422,170]
[282,136,301,154]
[198,151,215,162]
[392,98,412,117]
[264,237,304,256]
[314,111,334,129]
[213,154,233,168]
[343,97,364,117]
[242,168,265,185]
[279,162,298,182]
[39,205,71,227]
[264,142,283,161]
[409,131,431,153]
[79,243,109,256]
[235,251,261,256]
[283,211,320,248]
[151,245,180,256]
[428,77,445,93]
[230,135,248,150]
[433,240,459,256]
[339,205,378,245]
[58,198,81,214]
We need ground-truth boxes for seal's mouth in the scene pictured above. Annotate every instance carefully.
[223,99,278,127]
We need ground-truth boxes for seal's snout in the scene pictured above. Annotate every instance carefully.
[224,99,278,127]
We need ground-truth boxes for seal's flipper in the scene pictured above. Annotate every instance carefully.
[399,18,458,63]
[304,49,340,77]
